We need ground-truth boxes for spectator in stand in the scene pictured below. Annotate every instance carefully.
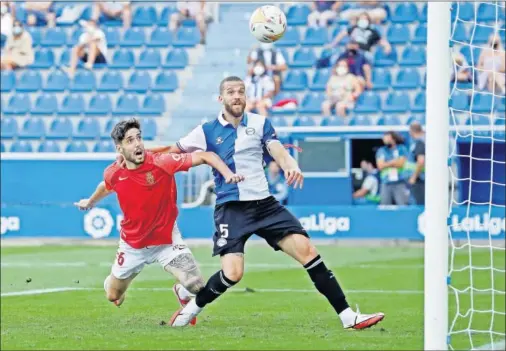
[65,20,107,78]
[1,21,34,70]
[339,1,387,25]
[170,1,209,45]
[322,59,363,117]
[23,1,56,27]
[376,131,410,206]
[336,39,373,89]
[93,1,132,29]
[353,160,380,205]
[1,2,14,40]
[477,33,506,94]
[244,60,276,116]
[407,122,426,205]
[326,12,392,62]
[266,161,289,205]
[451,51,473,84]
[247,43,287,94]
[307,1,341,28]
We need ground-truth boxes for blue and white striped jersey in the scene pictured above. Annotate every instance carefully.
[176,112,280,204]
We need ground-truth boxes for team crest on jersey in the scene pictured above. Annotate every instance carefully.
[216,137,223,144]
[246,127,255,135]
[171,154,182,161]
[216,237,227,247]
[146,171,155,185]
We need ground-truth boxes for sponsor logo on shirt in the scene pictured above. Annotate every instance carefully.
[246,127,256,136]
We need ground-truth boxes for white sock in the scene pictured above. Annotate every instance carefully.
[339,307,357,326]
[177,284,194,300]
[185,298,203,315]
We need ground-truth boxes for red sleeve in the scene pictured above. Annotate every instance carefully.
[153,153,193,175]
[103,163,119,191]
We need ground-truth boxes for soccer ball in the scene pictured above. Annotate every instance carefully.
[249,5,287,43]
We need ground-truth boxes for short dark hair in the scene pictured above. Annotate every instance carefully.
[385,131,405,145]
[219,76,244,94]
[111,118,141,145]
[409,121,423,133]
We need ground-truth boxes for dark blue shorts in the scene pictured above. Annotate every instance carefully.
[212,196,308,256]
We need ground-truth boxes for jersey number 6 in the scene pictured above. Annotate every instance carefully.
[219,224,229,238]
[117,252,125,266]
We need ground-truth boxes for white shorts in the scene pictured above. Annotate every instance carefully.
[111,224,192,280]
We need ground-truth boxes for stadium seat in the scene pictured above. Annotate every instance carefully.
[412,24,427,44]
[407,115,426,125]
[354,92,381,114]
[16,71,42,92]
[147,27,173,47]
[270,116,288,127]
[471,93,494,113]
[0,142,5,152]
[122,28,145,47]
[373,47,398,67]
[38,140,61,153]
[452,22,468,43]
[18,118,45,139]
[93,140,115,152]
[310,69,330,91]
[44,71,69,92]
[10,141,33,153]
[26,27,42,47]
[377,115,402,126]
[466,114,491,125]
[85,95,112,116]
[477,2,497,22]
[371,69,391,91]
[3,94,31,115]
[290,48,316,68]
[392,69,420,89]
[1,71,15,92]
[382,92,410,113]
[80,6,93,20]
[139,94,165,116]
[399,47,426,66]
[496,96,506,112]
[321,116,347,126]
[301,27,328,46]
[97,71,124,92]
[114,94,139,115]
[140,118,157,140]
[162,49,189,69]
[350,115,373,126]
[282,71,308,91]
[152,72,178,92]
[299,93,325,114]
[451,2,474,22]
[125,72,151,93]
[69,70,96,92]
[136,49,161,69]
[31,94,58,115]
[286,5,310,26]
[1,117,18,139]
[411,92,426,113]
[133,6,157,26]
[67,28,84,47]
[101,117,122,139]
[66,141,89,152]
[293,116,317,127]
[41,28,67,47]
[387,24,410,44]
[173,27,200,47]
[473,25,494,45]
[75,118,100,139]
[58,49,71,67]
[275,27,300,47]
[450,92,470,111]
[494,117,505,126]
[158,7,177,26]
[104,27,121,47]
[59,94,85,116]
[419,4,427,23]
[30,49,55,69]
[109,49,135,69]
[390,3,418,23]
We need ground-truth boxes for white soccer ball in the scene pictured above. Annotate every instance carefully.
[249,5,287,43]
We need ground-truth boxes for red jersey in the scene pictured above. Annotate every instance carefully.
[104,151,192,249]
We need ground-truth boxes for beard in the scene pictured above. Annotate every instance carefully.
[124,149,145,165]
[224,100,245,118]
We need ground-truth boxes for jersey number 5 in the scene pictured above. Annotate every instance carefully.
[219,224,229,238]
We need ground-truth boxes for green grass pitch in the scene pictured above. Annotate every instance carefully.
[1,243,504,350]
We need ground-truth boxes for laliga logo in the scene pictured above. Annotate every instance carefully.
[299,213,350,235]
[84,208,114,239]
[417,212,505,236]
[0,216,20,235]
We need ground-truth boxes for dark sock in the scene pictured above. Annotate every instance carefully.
[195,270,237,308]
[304,255,349,314]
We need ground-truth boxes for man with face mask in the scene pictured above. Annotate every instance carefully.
[0,21,34,70]
[244,60,275,116]
[247,42,287,94]
[336,39,373,89]
[1,2,14,39]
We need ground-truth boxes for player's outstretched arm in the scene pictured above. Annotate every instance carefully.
[149,145,183,154]
[267,142,304,189]
[191,152,245,184]
[74,181,113,210]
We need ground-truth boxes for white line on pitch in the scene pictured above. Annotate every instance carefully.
[473,339,506,351]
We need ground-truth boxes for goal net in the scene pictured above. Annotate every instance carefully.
[447,1,505,350]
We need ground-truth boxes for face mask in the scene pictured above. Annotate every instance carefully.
[12,26,22,36]
[254,66,265,76]
[336,66,348,76]
[357,19,369,29]
[260,43,273,50]
[1,5,7,15]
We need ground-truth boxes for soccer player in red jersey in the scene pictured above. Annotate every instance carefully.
[74,119,244,317]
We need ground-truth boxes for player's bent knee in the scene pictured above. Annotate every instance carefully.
[222,266,243,282]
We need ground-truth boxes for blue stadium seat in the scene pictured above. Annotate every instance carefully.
[0,142,5,152]
[173,27,200,47]
[59,94,85,116]
[299,93,325,114]
[354,92,381,114]
[16,71,42,92]
[412,24,427,44]
[75,118,100,139]
[97,71,124,92]
[450,92,470,111]
[104,27,121,47]
[44,71,69,92]
[1,71,15,92]
[293,116,317,127]
[152,71,178,92]
[148,27,173,47]
[18,118,45,139]
[3,94,31,115]
[93,140,115,152]
[67,28,84,47]
[69,70,96,92]
[377,115,402,126]
[373,47,398,67]
[158,7,177,26]
[162,49,189,69]
[411,92,426,113]
[419,4,427,23]
[473,25,494,45]
[392,69,420,90]
[407,115,425,125]
[452,22,468,43]
[58,49,71,67]
[286,5,310,26]
[275,27,300,47]
[290,48,316,68]
[140,118,157,140]
[122,28,145,47]
[26,27,42,46]
[86,95,112,116]
[496,96,506,112]
[477,2,497,22]
[38,140,61,153]
[399,47,426,66]
[80,6,93,20]
[101,117,122,139]
[31,94,58,115]
[495,117,506,126]
[132,6,157,26]
[302,27,328,46]
[139,94,165,116]
[451,2,474,22]
[66,141,89,152]
[387,24,410,44]
[1,117,18,139]
[321,116,347,126]
[10,141,33,153]
[41,28,67,47]
[466,114,491,126]
[109,49,135,69]
[282,71,308,91]
[310,69,330,91]
[471,93,494,113]
[114,94,139,115]
[382,92,410,113]
[30,49,55,69]
[125,72,151,93]
[136,49,161,69]
[270,116,288,127]
[390,3,418,23]
[47,118,73,140]
[350,115,373,126]
[371,69,391,91]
